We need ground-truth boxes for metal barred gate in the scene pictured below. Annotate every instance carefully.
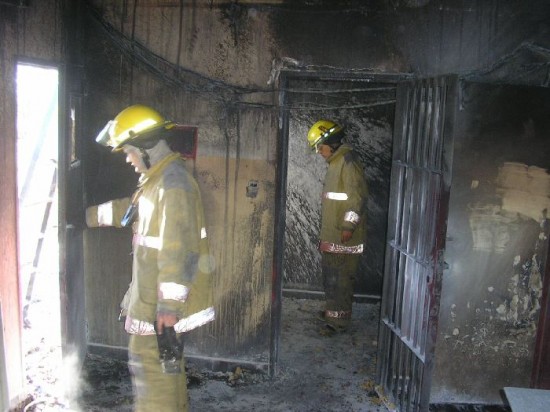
[376,77,457,411]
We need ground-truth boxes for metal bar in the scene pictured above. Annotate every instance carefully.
[395,253,408,331]
[393,337,404,403]
[418,268,429,352]
[401,257,412,339]
[387,240,433,267]
[397,85,413,162]
[399,168,414,251]
[280,70,414,84]
[396,340,406,410]
[408,261,421,346]
[406,169,420,256]
[404,85,417,165]
[392,165,406,247]
[413,83,426,168]
[421,82,433,169]
[385,252,398,325]
[281,288,381,302]
[404,347,414,412]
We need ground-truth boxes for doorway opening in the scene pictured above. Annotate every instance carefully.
[16,62,62,408]
[272,72,406,394]
[280,75,397,301]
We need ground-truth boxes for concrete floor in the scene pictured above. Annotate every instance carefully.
[74,297,384,412]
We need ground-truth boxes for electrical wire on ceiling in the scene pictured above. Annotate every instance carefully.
[464,42,550,87]
[86,3,400,111]
[87,5,257,98]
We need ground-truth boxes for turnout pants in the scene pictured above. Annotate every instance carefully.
[321,252,360,329]
[128,334,188,412]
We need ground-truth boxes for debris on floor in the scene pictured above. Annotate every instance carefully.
[24,297,384,411]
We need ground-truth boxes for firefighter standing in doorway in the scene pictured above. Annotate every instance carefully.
[86,104,215,411]
[307,120,368,334]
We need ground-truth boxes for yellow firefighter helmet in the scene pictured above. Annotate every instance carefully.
[307,119,343,151]
[95,104,175,151]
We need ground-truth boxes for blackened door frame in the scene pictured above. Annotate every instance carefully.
[272,69,411,376]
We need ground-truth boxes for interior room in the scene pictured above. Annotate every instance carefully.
[1,1,550,411]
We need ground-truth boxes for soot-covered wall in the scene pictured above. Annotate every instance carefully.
[432,83,550,404]
[82,2,278,365]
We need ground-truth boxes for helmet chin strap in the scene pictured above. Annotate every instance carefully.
[137,139,172,170]
[139,148,151,169]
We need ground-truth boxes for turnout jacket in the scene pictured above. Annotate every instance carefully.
[319,144,368,254]
[87,152,215,335]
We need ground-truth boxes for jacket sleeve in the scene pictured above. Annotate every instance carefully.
[155,178,201,316]
[340,159,368,232]
[85,197,131,228]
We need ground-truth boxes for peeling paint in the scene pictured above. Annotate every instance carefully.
[496,252,543,328]
[496,162,550,221]
[445,214,547,368]
[468,163,550,253]
[468,204,515,253]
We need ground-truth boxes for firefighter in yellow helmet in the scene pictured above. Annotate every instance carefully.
[307,120,368,334]
[87,104,215,411]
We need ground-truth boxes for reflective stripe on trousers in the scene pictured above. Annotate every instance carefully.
[319,241,363,254]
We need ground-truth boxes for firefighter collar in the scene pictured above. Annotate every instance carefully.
[138,152,181,187]
[326,143,351,163]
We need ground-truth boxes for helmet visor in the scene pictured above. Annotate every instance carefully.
[95,120,115,147]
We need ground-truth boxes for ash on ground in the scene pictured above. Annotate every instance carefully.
[27,297,384,412]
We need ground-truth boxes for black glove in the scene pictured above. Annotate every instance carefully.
[154,322,184,375]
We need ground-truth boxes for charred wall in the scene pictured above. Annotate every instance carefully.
[82,3,277,363]
[389,0,550,77]
[432,83,550,404]
[272,0,550,83]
